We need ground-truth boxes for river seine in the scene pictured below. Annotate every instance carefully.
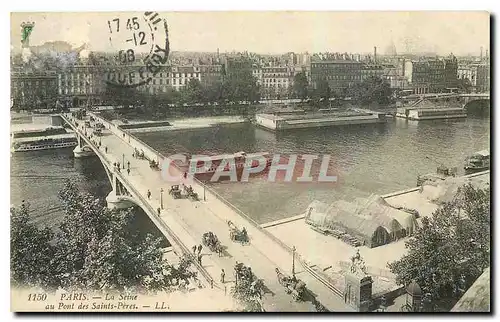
[11,116,489,227]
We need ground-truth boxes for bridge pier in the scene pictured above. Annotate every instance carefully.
[105,173,134,210]
[105,190,134,210]
[73,134,95,158]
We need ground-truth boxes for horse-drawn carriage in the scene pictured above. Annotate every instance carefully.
[182,184,199,201]
[235,262,255,282]
[149,159,160,170]
[169,185,182,199]
[275,268,306,301]
[227,220,249,244]
[202,232,222,253]
[134,148,146,160]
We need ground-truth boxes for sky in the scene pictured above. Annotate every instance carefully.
[10,11,490,56]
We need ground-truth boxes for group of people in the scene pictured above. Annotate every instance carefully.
[112,160,131,175]
[192,244,203,265]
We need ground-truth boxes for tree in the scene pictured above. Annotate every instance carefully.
[310,80,331,107]
[11,181,196,292]
[183,78,204,104]
[224,69,260,103]
[347,76,392,106]
[293,72,309,101]
[10,202,59,290]
[388,184,490,310]
[231,277,265,312]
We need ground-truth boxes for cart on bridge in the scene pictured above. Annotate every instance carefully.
[227,220,249,244]
[202,231,223,253]
[182,184,199,201]
[169,185,182,199]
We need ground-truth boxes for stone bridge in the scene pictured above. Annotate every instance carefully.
[59,112,355,312]
[399,93,490,109]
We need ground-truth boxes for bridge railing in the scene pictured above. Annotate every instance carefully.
[61,113,218,291]
[113,170,218,290]
[88,112,345,298]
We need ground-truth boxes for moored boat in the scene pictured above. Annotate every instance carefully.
[464,149,490,173]
[176,151,272,182]
[11,126,77,152]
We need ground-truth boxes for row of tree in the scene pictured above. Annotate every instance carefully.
[11,181,196,292]
[103,67,261,108]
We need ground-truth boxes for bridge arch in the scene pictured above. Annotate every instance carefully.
[464,98,490,115]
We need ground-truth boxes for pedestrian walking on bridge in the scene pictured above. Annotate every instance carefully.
[197,254,202,265]
[147,189,151,199]
[192,245,197,254]
[127,161,130,169]
[105,146,108,153]
[220,269,225,284]
[197,244,203,255]
[127,168,130,176]
[157,207,161,216]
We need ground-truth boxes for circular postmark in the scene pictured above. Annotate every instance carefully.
[104,12,170,88]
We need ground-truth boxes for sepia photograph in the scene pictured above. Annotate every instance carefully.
[8,10,490,313]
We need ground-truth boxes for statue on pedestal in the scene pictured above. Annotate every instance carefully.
[349,249,367,276]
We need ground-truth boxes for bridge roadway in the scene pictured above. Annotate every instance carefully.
[62,113,354,312]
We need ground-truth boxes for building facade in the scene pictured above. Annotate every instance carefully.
[361,64,386,81]
[310,60,363,95]
[57,65,103,107]
[11,69,58,110]
[475,64,490,93]
[253,65,292,99]
[403,54,458,94]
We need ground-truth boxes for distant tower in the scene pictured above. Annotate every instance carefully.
[480,46,483,60]
[374,46,377,63]
[385,38,398,57]
[20,21,35,48]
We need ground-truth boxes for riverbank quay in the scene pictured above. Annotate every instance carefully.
[263,171,490,306]
[115,116,248,133]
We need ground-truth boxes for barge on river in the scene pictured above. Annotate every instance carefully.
[175,151,272,182]
[464,149,490,173]
[255,109,387,131]
[396,106,467,121]
[11,125,77,152]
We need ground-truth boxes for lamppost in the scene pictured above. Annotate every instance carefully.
[122,153,125,169]
[292,246,296,277]
[160,188,164,210]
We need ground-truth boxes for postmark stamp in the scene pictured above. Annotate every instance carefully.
[105,12,170,88]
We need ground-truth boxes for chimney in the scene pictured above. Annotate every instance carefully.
[480,46,483,60]
[374,46,377,63]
